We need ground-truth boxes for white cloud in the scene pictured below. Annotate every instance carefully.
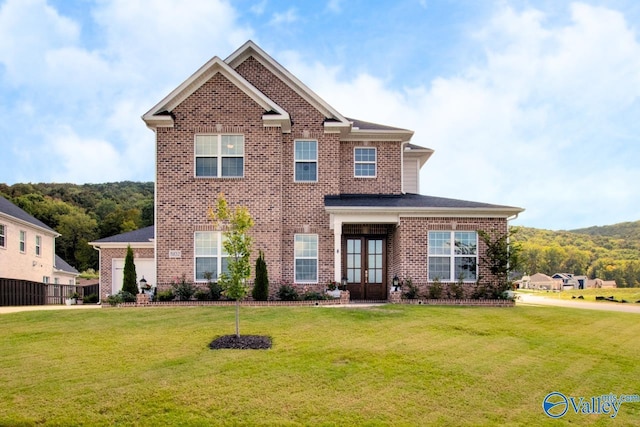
[326,0,342,13]
[283,2,640,229]
[269,8,298,25]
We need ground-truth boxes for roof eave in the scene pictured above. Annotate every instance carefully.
[0,213,59,237]
[88,241,155,249]
[340,129,415,142]
[325,206,524,218]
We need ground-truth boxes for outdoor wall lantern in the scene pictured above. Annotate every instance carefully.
[341,276,348,291]
[139,276,148,293]
[392,275,400,292]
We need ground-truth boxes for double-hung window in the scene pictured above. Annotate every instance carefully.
[35,235,41,256]
[294,234,318,283]
[294,140,317,182]
[428,231,477,281]
[0,224,5,248]
[354,147,376,177]
[195,134,244,178]
[194,231,228,281]
[19,230,26,253]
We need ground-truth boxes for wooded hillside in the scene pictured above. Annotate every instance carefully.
[512,221,640,287]
[0,182,153,272]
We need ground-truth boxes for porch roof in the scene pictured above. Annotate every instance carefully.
[324,193,523,217]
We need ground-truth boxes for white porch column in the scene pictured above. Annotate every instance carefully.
[330,215,343,282]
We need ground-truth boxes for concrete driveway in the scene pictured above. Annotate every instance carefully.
[517,293,640,314]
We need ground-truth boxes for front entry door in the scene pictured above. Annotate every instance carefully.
[345,237,386,300]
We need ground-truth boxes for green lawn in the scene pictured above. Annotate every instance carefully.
[0,305,638,426]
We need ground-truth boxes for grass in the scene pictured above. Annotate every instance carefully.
[0,305,638,426]
[520,287,640,303]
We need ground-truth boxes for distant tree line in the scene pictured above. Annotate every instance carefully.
[0,182,153,272]
[512,222,640,287]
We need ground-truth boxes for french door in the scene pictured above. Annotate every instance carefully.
[345,237,386,300]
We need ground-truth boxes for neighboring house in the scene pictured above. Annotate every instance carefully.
[120,40,523,300]
[552,273,588,290]
[0,195,78,285]
[89,226,154,299]
[586,278,617,289]
[521,273,562,291]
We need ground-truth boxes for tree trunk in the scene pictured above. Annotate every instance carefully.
[235,299,240,337]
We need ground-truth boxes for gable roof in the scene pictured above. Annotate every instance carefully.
[0,195,58,235]
[89,226,154,248]
[325,193,523,217]
[226,41,350,129]
[142,55,291,132]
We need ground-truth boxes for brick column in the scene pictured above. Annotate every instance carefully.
[136,293,150,306]
[340,290,350,304]
[389,291,402,304]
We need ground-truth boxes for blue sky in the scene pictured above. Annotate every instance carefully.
[1,0,639,230]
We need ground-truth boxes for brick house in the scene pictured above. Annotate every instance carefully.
[100,40,522,301]
[0,195,78,285]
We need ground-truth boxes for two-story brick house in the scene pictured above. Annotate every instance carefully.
[133,40,523,300]
[0,195,78,285]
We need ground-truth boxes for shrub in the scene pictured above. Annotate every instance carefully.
[105,290,136,306]
[428,278,443,299]
[277,284,299,301]
[449,274,465,299]
[157,289,175,302]
[194,289,210,301]
[122,245,138,295]
[203,271,222,301]
[252,250,269,301]
[402,277,419,299]
[302,291,328,301]
[172,275,195,301]
[83,293,99,304]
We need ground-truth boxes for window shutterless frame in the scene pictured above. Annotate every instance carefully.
[428,231,478,282]
[19,230,26,253]
[194,134,244,178]
[0,224,5,248]
[194,231,229,282]
[294,233,318,283]
[354,147,376,178]
[294,140,318,182]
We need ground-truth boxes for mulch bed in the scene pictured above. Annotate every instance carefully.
[209,335,272,350]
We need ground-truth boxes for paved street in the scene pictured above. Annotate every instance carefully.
[517,293,640,314]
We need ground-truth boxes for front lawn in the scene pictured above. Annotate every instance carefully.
[0,305,638,425]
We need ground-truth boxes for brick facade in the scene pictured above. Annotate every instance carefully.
[143,41,522,300]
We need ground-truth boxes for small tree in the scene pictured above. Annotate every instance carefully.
[208,194,254,337]
[122,245,138,295]
[478,229,522,298]
[253,250,269,301]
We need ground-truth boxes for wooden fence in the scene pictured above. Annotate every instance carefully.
[0,278,90,306]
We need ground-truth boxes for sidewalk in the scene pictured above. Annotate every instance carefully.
[517,294,640,314]
[0,304,102,314]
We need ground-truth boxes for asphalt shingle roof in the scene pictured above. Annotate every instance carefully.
[0,195,56,233]
[92,226,155,243]
[55,255,79,274]
[325,193,519,210]
[346,117,411,132]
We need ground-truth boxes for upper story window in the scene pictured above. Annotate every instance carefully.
[0,224,5,248]
[195,134,244,178]
[19,230,26,253]
[294,234,318,283]
[294,140,317,182]
[428,231,477,282]
[194,231,228,282]
[354,147,376,177]
[35,235,41,256]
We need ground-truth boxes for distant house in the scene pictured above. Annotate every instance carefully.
[552,273,588,290]
[89,226,154,299]
[522,273,562,291]
[0,195,78,285]
[586,278,617,289]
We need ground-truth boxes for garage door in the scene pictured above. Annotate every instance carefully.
[112,259,156,294]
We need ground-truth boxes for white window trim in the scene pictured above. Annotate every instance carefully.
[193,231,228,282]
[354,147,377,178]
[35,235,41,257]
[19,230,26,253]
[427,231,478,282]
[294,139,318,183]
[294,233,319,283]
[0,223,5,249]
[194,134,245,178]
